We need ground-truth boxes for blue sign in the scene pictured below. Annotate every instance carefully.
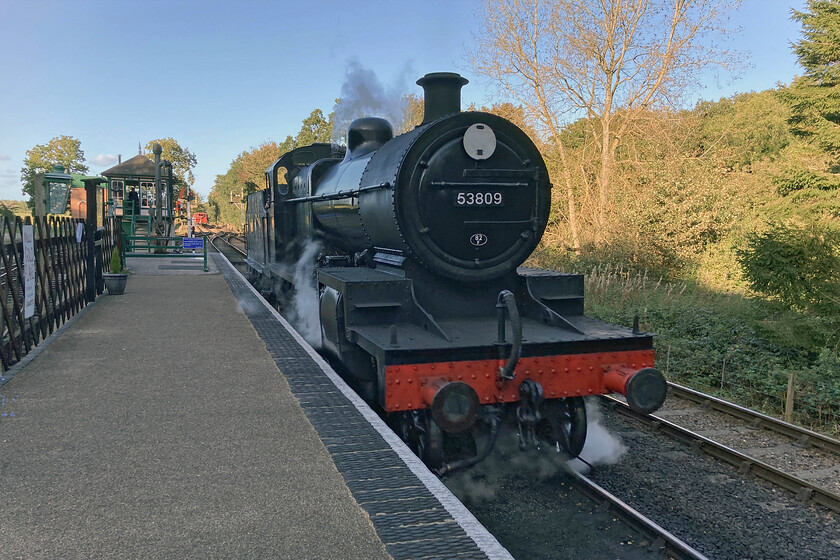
[183,237,204,250]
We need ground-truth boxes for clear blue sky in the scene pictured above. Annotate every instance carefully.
[0,0,807,201]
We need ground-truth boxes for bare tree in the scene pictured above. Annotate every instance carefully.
[395,93,425,134]
[471,0,742,248]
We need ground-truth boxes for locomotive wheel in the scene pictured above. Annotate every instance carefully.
[539,397,587,457]
[425,415,443,467]
[395,410,443,469]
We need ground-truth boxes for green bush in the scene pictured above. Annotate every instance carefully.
[798,349,840,430]
[109,247,125,274]
[772,168,840,195]
[736,222,840,315]
[577,265,839,435]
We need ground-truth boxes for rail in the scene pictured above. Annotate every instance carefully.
[667,382,840,456]
[602,394,840,514]
[572,470,709,560]
[208,233,246,259]
[123,235,208,272]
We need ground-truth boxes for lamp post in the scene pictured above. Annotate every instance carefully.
[186,183,193,238]
[166,162,174,236]
[152,145,174,240]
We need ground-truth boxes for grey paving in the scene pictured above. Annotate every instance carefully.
[214,258,497,560]
[125,254,214,275]
[0,269,391,559]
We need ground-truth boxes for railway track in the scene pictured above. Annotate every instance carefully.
[570,470,707,560]
[207,231,247,261]
[586,397,840,559]
[603,383,840,513]
[446,433,712,560]
[664,383,840,460]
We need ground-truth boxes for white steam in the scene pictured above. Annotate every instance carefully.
[286,241,322,347]
[447,398,629,501]
[567,398,627,473]
[331,60,414,142]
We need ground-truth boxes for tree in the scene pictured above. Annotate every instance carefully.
[395,93,424,134]
[0,203,15,221]
[292,109,334,147]
[792,0,840,87]
[781,1,840,165]
[20,135,88,207]
[277,108,334,152]
[772,0,840,228]
[737,223,840,315]
[237,142,282,192]
[144,138,197,188]
[208,107,334,228]
[735,0,840,322]
[469,101,540,139]
[209,142,282,227]
[471,0,742,248]
[208,161,243,227]
[690,91,793,169]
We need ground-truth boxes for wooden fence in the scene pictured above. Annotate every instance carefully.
[0,216,116,374]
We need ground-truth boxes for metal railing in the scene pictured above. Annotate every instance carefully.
[0,216,117,377]
[123,235,208,272]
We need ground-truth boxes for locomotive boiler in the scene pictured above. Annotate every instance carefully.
[245,72,666,475]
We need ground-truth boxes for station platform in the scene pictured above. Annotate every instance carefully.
[0,253,512,559]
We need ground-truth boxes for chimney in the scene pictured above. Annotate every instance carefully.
[118,154,122,164]
[416,72,469,125]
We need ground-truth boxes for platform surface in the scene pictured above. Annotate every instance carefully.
[0,263,390,559]
[0,254,511,559]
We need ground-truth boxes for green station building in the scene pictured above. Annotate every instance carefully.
[101,154,173,219]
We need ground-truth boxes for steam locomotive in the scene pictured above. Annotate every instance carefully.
[245,72,666,475]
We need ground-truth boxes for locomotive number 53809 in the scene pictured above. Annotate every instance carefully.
[455,192,504,206]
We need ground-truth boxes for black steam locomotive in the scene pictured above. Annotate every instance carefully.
[245,72,666,475]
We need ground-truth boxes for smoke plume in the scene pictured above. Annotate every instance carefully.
[331,60,414,142]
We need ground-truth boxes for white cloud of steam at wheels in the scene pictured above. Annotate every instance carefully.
[567,398,627,473]
[447,398,630,501]
[445,424,569,503]
[331,60,414,143]
[285,241,322,348]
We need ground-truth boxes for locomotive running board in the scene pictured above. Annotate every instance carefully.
[318,266,451,342]
[522,283,585,335]
[519,267,586,335]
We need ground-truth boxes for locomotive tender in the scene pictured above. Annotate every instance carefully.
[246,72,666,475]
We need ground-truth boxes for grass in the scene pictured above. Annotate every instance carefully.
[576,264,839,436]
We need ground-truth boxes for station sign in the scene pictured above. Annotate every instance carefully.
[23,225,35,318]
[183,237,204,250]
